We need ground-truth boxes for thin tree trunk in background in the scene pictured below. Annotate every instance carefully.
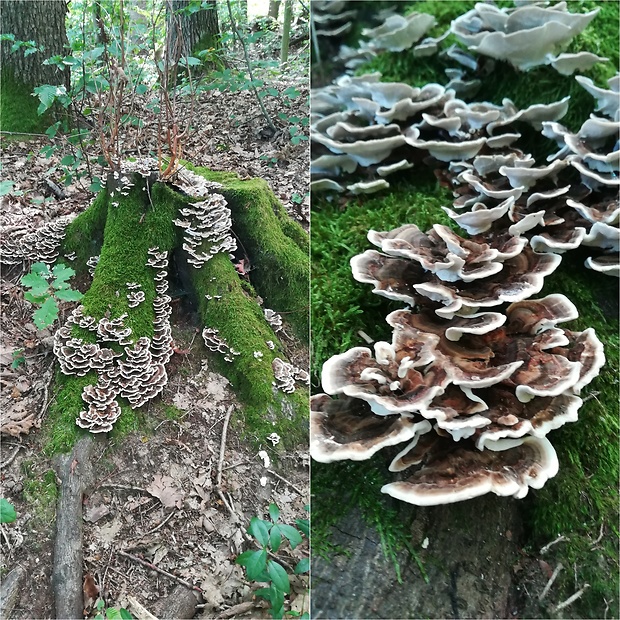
[280,0,292,65]
[0,0,70,88]
[268,0,281,20]
[236,0,247,22]
[166,0,220,63]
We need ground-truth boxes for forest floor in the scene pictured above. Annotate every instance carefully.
[0,56,309,619]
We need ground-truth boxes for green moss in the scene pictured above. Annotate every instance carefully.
[62,191,109,272]
[21,462,58,529]
[0,70,48,134]
[186,164,310,342]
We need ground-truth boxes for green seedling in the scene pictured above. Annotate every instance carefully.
[0,498,16,524]
[21,262,83,329]
[236,503,309,619]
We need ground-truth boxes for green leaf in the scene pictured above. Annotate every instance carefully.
[24,292,48,304]
[33,296,59,329]
[294,557,309,574]
[106,609,121,620]
[119,609,133,620]
[21,273,50,297]
[248,517,270,547]
[267,560,290,593]
[269,524,282,552]
[52,263,75,285]
[55,288,83,302]
[267,87,278,97]
[89,177,104,193]
[0,181,15,197]
[283,87,300,99]
[136,84,148,95]
[295,518,309,538]
[236,549,267,581]
[257,584,285,618]
[269,503,280,522]
[60,155,75,166]
[45,121,61,138]
[278,524,303,549]
[0,498,16,523]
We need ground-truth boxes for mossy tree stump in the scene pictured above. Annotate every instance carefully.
[47,164,308,454]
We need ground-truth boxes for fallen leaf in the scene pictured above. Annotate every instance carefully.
[146,474,184,508]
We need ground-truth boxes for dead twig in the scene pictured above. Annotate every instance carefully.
[213,600,268,618]
[266,469,305,497]
[117,550,203,594]
[554,584,590,612]
[1,445,23,469]
[36,367,55,423]
[98,483,147,494]
[126,510,175,541]
[540,534,568,554]
[215,405,244,527]
[539,562,563,600]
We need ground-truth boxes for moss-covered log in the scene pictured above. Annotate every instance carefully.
[46,166,308,454]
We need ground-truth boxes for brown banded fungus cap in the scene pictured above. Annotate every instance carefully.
[315,289,604,504]
[311,393,433,463]
[272,358,311,394]
[382,435,559,505]
[351,224,561,317]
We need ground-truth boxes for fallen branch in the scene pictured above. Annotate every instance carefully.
[0,565,26,618]
[213,599,269,619]
[52,436,94,619]
[554,584,590,612]
[266,469,305,497]
[540,534,568,554]
[539,562,563,600]
[117,550,203,595]
[0,445,23,469]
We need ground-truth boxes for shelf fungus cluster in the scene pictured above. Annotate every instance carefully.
[439,74,619,276]
[311,73,569,194]
[0,215,76,266]
[451,2,604,74]
[312,220,605,505]
[53,245,174,433]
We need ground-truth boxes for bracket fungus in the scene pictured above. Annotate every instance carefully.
[313,291,604,505]
[450,2,600,73]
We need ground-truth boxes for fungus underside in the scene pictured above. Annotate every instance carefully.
[45,166,308,455]
[311,1,619,615]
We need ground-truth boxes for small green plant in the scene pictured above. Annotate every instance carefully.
[21,262,83,330]
[11,349,26,370]
[0,498,17,524]
[236,503,309,619]
[94,599,133,620]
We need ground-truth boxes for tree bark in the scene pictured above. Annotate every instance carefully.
[268,0,281,20]
[312,497,523,619]
[0,0,70,88]
[280,0,293,65]
[166,0,220,63]
[0,566,26,619]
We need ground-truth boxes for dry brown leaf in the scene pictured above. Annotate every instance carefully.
[0,404,37,436]
[146,474,184,508]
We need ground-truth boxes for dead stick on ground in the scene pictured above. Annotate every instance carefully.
[540,534,568,554]
[554,584,590,612]
[539,563,563,600]
[127,510,175,541]
[215,405,247,533]
[213,600,268,619]
[0,446,23,469]
[267,469,305,497]
[118,550,203,594]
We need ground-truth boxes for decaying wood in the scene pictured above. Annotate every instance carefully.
[0,565,26,618]
[154,584,203,619]
[126,595,159,620]
[214,600,269,619]
[52,435,95,619]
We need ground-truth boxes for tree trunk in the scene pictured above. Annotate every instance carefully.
[280,0,293,65]
[0,0,70,132]
[166,0,220,64]
[0,0,70,88]
[269,0,281,20]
